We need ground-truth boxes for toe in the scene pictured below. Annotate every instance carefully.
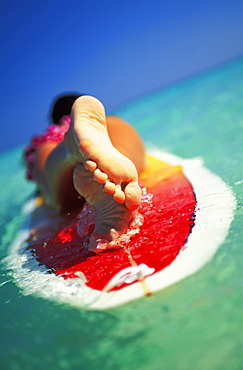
[85,159,97,172]
[93,168,108,183]
[88,236,109,253]
[103,181,116,194]
[124,182,141,210]
[113,185,126,204]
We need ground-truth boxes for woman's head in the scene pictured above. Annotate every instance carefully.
[50,93,82,124]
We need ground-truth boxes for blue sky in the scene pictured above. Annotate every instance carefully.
[1,0,243,152]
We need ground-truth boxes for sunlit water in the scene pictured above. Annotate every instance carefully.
[1,57,243,369]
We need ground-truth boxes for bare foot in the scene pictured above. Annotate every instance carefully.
[73,164,136,252]
[65,95,142,252]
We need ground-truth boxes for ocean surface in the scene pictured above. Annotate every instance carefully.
[1,57,243,369]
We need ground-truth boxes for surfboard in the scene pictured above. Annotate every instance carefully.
[6,151,236,310]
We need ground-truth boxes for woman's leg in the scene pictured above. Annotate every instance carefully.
[33,96,145,251]
[106,115,145,175]
[34,97,145,213]
[33,142,85,214]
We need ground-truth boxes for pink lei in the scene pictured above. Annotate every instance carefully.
[24,115,71,180]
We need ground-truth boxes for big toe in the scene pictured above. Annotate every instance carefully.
[124,182,141,210]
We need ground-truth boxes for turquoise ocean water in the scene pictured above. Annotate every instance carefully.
[1,57,243,369]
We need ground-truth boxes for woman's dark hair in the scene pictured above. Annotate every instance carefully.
[50,93,83,124]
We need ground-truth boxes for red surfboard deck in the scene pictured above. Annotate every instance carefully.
[25,155,196,294]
